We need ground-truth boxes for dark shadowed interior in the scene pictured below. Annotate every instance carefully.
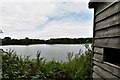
[104,48,120,66]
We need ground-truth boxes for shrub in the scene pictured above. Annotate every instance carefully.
[2,44,92,80]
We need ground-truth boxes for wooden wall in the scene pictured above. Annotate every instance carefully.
[91,1,120,79]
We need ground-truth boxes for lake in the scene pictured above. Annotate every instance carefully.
[1,44,89,62]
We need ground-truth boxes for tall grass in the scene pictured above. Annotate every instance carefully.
[2,44,92,80]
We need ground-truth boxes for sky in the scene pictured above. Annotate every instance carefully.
[0,0,94,39]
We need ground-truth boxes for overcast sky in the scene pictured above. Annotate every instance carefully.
[0,0,94,39]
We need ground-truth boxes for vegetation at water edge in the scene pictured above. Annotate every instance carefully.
[2,44,92,80]
[2,37,92,45]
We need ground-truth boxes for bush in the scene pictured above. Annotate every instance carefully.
[2,44,92,80]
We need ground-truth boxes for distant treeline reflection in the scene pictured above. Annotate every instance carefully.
[2,37,92,45]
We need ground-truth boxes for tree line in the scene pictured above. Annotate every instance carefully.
[2,37,92,45]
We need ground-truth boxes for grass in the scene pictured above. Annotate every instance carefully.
[2,44,92,80]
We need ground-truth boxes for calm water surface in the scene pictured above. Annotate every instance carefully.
[1,44,88,62]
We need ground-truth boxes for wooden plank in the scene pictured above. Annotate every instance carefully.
[95,25,120,38]
[0,39,2,46]
[93,60,120,77]
[94,38,120,49]
[95,1,119,16]
[94,47,104,54]
[92,72,104,80]
[95,2,120,23]
[95,13,120,30]
[104,62,120,71]
[95,2,112,14]
[93,66,119,79]
[93,53,103,62]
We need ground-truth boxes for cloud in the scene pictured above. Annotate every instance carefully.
[1,1,93,39]
[2,2,55,31]
[0,0,90,2]
[36,2,93,28]
[37,19,93,39]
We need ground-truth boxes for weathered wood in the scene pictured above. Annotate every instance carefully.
[95,2,120,22]
[95,2,112,14]
[95,25,120,38]
[0,39,2,46]
[90,1,120,80]
[94,47,104,54]
[93,60,120,77]
[93,53,103,62]
[93,66,120,79]
[104,62,120,71]
[94,38,120,49]
[95,13,120,30]
[92,72,104,80]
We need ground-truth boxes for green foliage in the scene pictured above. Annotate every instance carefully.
[2,44,92,80]
[2,37,92,45]
[66,52,74,62]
